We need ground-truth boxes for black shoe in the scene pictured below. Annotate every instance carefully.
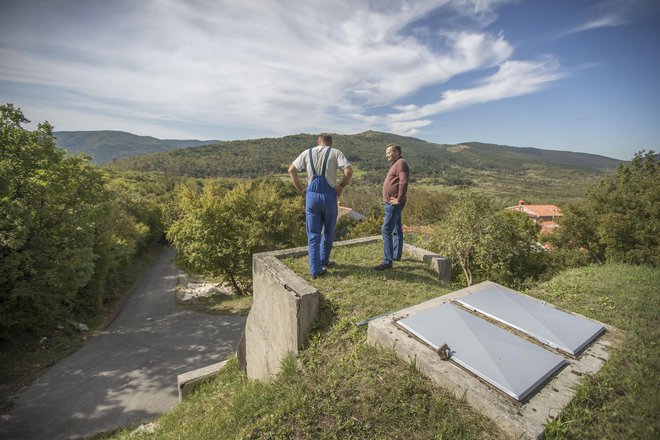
[393,257,401,261]
[323,260,335,268]
[374,262,393,270]
[312,269,327,279]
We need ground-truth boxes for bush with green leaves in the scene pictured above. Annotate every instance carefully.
[550,151,659,267]
[404,188,455,226]
[430,190,546,287]
[1,105,105,337]
[166,178,306,294]
[0,104,164,339]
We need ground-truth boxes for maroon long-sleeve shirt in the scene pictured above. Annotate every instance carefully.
[382,157,410,204]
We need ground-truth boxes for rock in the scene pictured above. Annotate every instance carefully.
[179,280,238,302]
[131,422,156,435]
[72,322,89,332]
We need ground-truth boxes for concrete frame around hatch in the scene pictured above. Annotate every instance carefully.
[367,280,623,440]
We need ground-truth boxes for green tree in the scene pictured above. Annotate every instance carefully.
[591,151,658,265]
[75,181,157,315]
[483,210,546,287]
[345,215,383,240]
[1,105,166,339]
[551,151,659,267]
[404,188,455,226]
[166,178,305,294]
[546,203,604,269]
[1,104,105,337]
[431,191,546,286]
[431,191,493,286]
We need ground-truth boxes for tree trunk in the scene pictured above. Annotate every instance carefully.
[459,257,472,286]
[226,272,244,295]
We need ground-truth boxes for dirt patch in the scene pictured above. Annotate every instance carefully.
[176,276,252,316]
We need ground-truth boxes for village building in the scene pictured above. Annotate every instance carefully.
[505,200,563,235]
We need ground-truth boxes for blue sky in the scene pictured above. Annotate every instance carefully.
[1,0,658,160]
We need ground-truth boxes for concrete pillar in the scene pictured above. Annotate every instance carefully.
[243,254,319,381]
[403,243,452,282]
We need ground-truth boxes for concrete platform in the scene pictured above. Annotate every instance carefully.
[367,281,623,440]
[239,236,452,381]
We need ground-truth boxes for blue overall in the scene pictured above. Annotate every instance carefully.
[305,147,338,277]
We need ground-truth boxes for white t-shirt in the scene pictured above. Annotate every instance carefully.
[292,146,351,188]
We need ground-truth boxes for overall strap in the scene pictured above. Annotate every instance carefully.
[320,147,332,176]
[308,147,317,177]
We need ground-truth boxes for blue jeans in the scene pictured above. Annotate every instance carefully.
[382,202,404,264]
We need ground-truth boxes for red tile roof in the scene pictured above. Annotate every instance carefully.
[505,203,563,219]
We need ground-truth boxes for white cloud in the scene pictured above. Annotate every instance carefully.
[0,0,563,138]
[21,103,201,140]
[561,0,655,36]
[380,56,564,134]
[563,14,628,36]
[390,119,434,134]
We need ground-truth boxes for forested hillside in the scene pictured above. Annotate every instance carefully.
[54,130,219,164]
[105,131,620,186]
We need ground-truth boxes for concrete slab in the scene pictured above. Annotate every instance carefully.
[177,360,228,401]
[367,281,622,440]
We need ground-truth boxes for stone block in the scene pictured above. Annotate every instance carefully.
[245,254,318,381]
[243,236,382,381]
[177,360,228,401]
[403,243,451,282]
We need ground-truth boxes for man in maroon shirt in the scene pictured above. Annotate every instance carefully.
[375,144,410,270]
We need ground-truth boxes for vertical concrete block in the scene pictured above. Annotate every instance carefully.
[244,255,318,381]
[431,256,452,282]
[403,243,452,282]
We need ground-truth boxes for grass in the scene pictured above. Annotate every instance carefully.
[414,165,602,208]
[103,245,659,439]
[175,292,253,316]
[533,264,660,439]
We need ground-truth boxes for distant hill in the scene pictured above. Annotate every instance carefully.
[457,141,620,171]
[54,130,220,164]
[106,130,620,180]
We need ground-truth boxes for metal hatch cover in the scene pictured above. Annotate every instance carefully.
[456,284,605,356]
[396,303,566,401]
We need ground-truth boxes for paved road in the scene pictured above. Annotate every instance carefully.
[0,248,245,440]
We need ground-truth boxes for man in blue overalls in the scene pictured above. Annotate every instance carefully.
[289,133,353,278]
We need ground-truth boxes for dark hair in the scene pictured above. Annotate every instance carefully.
[387,143,401,155]
[318,133,333,146]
